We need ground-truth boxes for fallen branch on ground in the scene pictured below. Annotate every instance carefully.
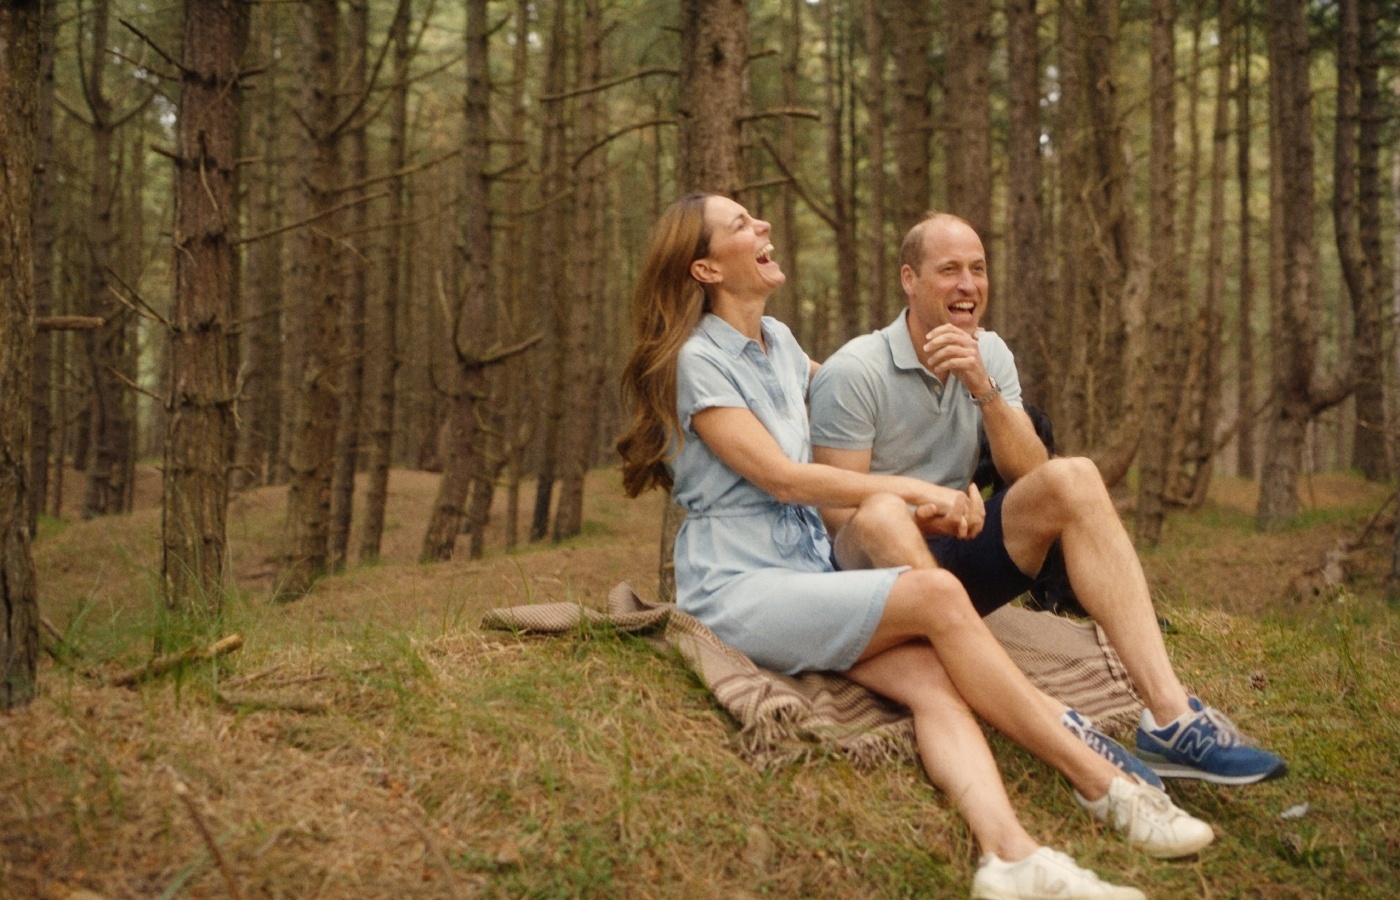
[110,634,244,688]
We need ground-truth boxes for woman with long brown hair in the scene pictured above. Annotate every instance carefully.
[618,193,1211,900]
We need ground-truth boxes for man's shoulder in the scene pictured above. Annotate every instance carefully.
[814,332,889,385]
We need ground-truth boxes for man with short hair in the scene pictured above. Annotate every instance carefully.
[809,212,1286,786]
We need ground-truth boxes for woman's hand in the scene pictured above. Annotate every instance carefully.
[911,483,985,539]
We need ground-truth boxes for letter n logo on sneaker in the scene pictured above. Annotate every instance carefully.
[1174,725,1217,763]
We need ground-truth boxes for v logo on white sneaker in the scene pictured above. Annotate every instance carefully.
[1032,862,1070,896]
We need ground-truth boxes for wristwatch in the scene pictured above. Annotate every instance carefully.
[968,377,1001,406]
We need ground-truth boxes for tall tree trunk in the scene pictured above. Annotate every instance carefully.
[1054,0,1145,482]
[889,0,931,231]
[943,0,993,250]
[775,0,804,343]
[820,0,857,344]
[1336,0,1385,479]
[678,0,746,196]
[421,0,492,561]
[661,0,750,599]
[862,0,888,328]
[1,0,42,709]
[27,0,56,535]
[232,2,284,492]
[553,0,606,541]
[359,0,413,564]
[1257,0,1348,530]
[1172,0,1237,508]
[1136,0,1181,547]
[162,0,250,612]
[328,0,371,570]
[81,0,133,518]
[280,0,342,594]
[1235,3,1256,478]
[529,0,570,544]
[1003,0,1047,401]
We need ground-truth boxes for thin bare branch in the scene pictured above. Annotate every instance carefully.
[539,66,676,102]
[233,190,388,245]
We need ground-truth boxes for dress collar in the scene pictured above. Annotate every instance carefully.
[699,312,772,358]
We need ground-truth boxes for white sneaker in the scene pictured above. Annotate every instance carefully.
[971,847,1145,900]
[1076,775,1216,859]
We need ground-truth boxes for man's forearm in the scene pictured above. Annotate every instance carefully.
[980,399,1047,485]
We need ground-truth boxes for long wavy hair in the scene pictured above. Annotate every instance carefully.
[617,192,715,497]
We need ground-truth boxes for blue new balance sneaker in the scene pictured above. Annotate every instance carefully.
[1062,709,1165,791]
[1134,697,1288,785]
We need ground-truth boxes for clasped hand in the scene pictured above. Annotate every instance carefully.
[911,483,985,540]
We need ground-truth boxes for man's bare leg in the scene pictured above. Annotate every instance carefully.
[999,457,1190,724]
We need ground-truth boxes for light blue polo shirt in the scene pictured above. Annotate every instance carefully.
[809,310,1023,491]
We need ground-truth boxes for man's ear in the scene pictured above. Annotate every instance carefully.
[690,257,721,285]
[899,263,917,295]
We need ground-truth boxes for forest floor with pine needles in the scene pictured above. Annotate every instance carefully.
[3,466,1400,899]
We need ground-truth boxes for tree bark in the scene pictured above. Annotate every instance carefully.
[1257,0,1347,530]
[358,0,413,564]
[862,0,888,329]
[943,0,993,250]
[279,0,342,594]
[1172,0,1236,509]
[162,0,250,612]
[889,0,932,231]
[80,0,134,518]
[231,2,284,493]
[1053,0,1145,482]
[1335,0,1385,480]
[328,0,372,570]
[1003,0,1047,401]
[529,0,571,544]
[1234,4,1256,478]
[819,0,857,345]
[662,0,750,598]
[421,0,493,561]
[1136,0,1181,547]
[553,0,607,541]
[27,0,56,536]
[1,0,42,709]
[678,0,746,196]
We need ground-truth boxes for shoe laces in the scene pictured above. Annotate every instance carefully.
[1195,704,1242,748]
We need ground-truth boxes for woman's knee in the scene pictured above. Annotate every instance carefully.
[892,568,980,630]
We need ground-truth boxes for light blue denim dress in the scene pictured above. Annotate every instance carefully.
[670,314,905,675]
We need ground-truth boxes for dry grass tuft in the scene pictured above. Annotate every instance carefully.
[5,468,1400,897]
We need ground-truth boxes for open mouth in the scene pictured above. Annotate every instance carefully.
[949,301,976,315]
[756,243,775,264]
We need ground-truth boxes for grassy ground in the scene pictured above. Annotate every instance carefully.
[3,467,1399,898]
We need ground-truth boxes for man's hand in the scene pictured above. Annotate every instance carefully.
[913,483,985,539]
[922,323,995,397]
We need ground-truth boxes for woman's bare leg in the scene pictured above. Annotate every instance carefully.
[860,566,1122,802]
[845,640,1041,862]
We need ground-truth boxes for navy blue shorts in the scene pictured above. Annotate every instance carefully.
[926,490,1036,617]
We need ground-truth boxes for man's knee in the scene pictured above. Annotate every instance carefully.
[1030,456,1108,506]
[845,492,919,543]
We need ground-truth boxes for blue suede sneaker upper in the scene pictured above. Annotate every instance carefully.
[1062,709,1166,791]
[1134,697,1287,785]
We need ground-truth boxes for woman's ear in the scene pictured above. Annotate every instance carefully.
[690,257,721,285]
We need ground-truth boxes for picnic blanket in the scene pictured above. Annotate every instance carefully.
[481,582,1143,770]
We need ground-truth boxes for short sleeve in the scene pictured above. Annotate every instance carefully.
[980,332,1024,410]
[809,352,879,451]
[676,344,747,432]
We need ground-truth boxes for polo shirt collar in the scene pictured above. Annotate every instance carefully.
[883,310,929,374]
[699,312,772,357]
